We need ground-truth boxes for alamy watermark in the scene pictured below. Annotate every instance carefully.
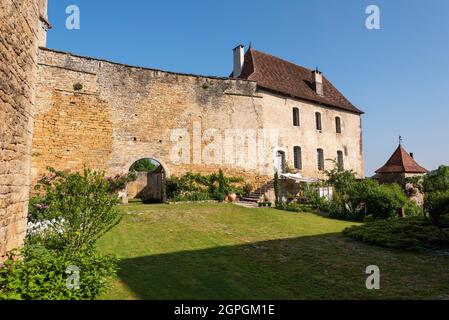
[169,123,280,174]
[365,5,381,30]
[365,265,380,290]
[66,5,80,30]
[66,265,80,290]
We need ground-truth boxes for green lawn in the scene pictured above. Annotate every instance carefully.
[97,202,449,300]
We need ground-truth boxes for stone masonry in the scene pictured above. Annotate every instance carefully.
[32,48,363,192]
[0,0,48,262]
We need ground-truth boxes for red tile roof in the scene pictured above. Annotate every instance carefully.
[235,48,363,114]
[375,145,428,174]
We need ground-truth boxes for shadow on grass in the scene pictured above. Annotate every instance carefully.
[116,233,386,300]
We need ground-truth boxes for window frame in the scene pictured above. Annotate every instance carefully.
[337,150,344,169]
[317,148,324,171]
[335,116,342,134]
[292,108,300,127]
[315,112,322,131]
[293,146,302,170]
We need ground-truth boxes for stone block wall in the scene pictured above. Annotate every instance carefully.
[32,48,364,196]
[0,0,47,262]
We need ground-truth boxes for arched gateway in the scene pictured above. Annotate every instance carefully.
[126,158,169,203]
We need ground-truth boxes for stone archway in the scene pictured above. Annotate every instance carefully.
[126,157,168,203]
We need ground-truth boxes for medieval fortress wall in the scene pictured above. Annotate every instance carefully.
[1,1,363,259]
[0,0,47,261]
[32,48,363,190]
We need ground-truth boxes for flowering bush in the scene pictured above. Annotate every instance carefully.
[0,167,122,300]
[27,218,66,236]
[32,167,122,251]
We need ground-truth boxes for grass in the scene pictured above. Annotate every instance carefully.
[97,202,449,300]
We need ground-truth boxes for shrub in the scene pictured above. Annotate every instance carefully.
[308,168,410,221]
[422,166,449,225]
[348,180,410,220]
[0,244,117,300]
[32,167,122,252]
[344,218,449,250]
[243,183,253,197]
[28,195,48,223]
[107,172,137,193]
[325,164,357,197]
[172,192,212,202]
[423,165,449,193]
[276,202,314,213]
[213,191,226,202]
[274,172,280,205]
[424,190,449,226]
[165,171,244,201]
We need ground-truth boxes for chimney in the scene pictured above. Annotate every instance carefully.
[232,45,245,78]
[410,152,414,159]
[312,69,324,96]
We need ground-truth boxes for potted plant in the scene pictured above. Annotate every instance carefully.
[227,192,237,203]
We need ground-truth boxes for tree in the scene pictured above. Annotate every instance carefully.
[129,158,157,172]
[274,171,280,204]
[423,166,449,226]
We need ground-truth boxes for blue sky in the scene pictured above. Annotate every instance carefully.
[47,0,449,175]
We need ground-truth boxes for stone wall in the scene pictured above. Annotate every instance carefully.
[32,48,364,194]
[127,171,164,202]
[0,0,47,262]
[258,91,364,179]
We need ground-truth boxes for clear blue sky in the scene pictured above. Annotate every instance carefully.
[47,0,449,176]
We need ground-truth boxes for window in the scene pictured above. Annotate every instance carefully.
[293,146,302,170]
[317,148,324,171]
[337,150,344,169]
[335,117,341,133]
[315,112,322,131]
[293,108,300,127]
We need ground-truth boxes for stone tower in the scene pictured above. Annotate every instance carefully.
[0,0,49,262]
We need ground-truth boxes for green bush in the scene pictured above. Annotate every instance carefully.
[0,244,117,300]
[213,191,226,202]
[307,167,410,221]
[107,172,137,193]
[347,180,410,220]
[344,218,449,250]
[423,165,449,193]
[274,172,280,204]
[276,202,314,213]
[424,190,449,225]
[422,166,449,225]
[5,167,123,300]
[165,171,244,201]
[243,183,253,197]
[32,167,122,252]
[172,192,212,202]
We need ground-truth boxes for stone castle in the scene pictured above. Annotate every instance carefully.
[1,1,364,260]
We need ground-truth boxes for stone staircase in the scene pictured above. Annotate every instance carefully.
[240,180,275,203]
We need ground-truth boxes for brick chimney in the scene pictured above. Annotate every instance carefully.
[232,45,244,78]
[312,69,324,96]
